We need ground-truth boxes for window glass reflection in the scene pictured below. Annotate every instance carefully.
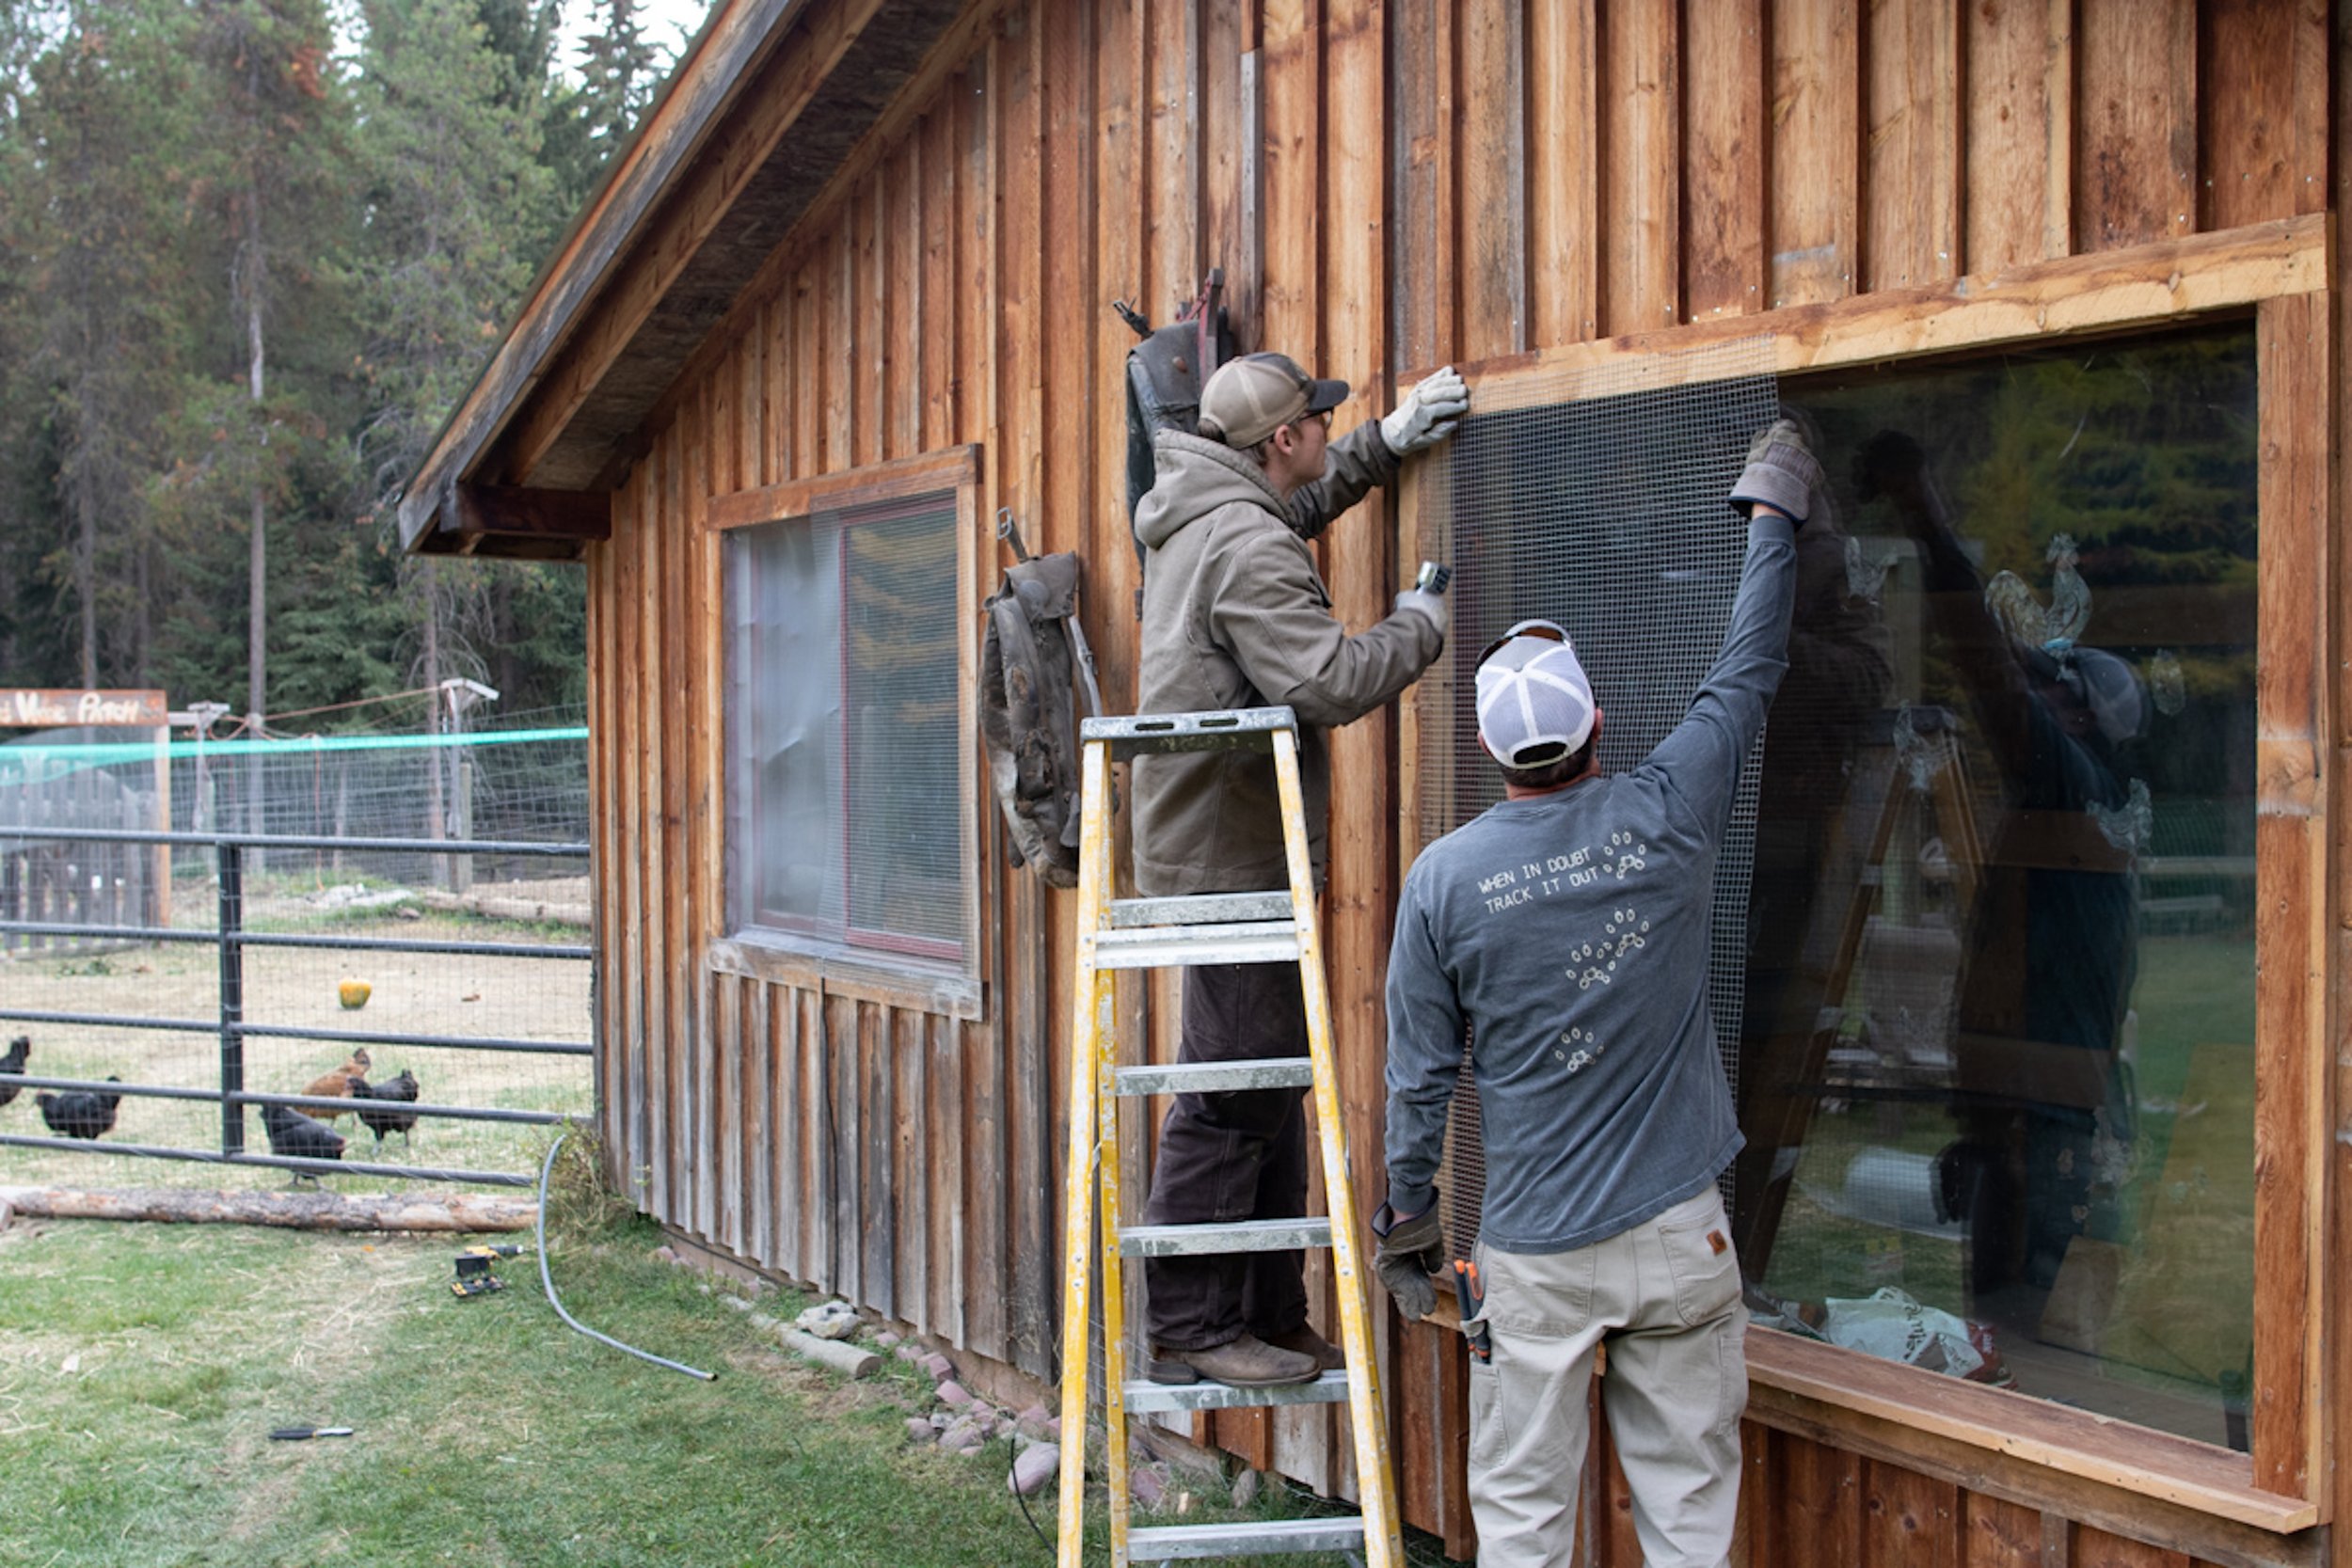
[1736,325,2258,1448]
[725,496,964,968]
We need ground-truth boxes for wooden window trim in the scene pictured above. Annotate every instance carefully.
[1397,214,2324,390]
[710,447,985,1021]
[706,931,981,1021]
[706,443,980,531]
[1746,1332,2324,1563]
[1397,215,2331,1529]
[1747,1331,2317,1536]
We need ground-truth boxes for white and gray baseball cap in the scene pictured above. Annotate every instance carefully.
[2046,645,2147,744]
[1476,621,1597,767]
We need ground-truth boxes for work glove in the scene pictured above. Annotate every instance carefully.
[1372,1199,1448,1323]
[1728,417,1822,526]
[1392,588,1449,642]
[1381,366,1470,454]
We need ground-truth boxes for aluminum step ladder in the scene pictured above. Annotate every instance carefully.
[1055,705,1401,1568]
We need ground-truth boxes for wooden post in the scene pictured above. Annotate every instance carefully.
[451,692,474,895]
[151,723,170,928]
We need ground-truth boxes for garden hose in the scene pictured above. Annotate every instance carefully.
[536,1131,716,1381]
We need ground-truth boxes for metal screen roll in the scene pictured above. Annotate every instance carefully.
[1413,338,1779,1255]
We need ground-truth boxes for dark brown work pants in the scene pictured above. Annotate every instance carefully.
[1142,960,1312,1351]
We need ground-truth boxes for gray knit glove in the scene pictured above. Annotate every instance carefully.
[1373,1200,1447,1322]
[1392,588,1449,642]
[1382,366,1470,453]
[1728,418,1822,525]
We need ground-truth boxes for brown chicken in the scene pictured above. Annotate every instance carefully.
[299,1048,372,1117]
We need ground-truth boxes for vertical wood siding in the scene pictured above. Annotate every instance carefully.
[581,0,2336,1560]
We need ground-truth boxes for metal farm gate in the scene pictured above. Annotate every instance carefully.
[0,827,591,1187]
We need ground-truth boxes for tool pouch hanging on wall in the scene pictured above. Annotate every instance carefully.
[978,551,1087,888]
[1118,268,1236,616]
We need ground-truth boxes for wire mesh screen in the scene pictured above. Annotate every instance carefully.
[729,492,967,967]
[0,715,587,846]
[1414,338,1778,1253]
[0,722,591,1189]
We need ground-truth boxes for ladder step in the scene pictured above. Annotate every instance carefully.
[1108,892,1295,928]
[1122,1369,1352,1414]
[1081,705,1295,759]
[1114,1058,1315,1096]
[1117,1218,1330,1257]
[1091,922,1299,970]
[1127,1516,1365,1560]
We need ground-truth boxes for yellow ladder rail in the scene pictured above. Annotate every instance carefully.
[1054,706,1403,1568]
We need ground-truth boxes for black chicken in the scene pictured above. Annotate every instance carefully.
[0,1035,27,1109]
[36,1076,122,1139]
[350,1069,421,1150]
[261,1102,347,1163]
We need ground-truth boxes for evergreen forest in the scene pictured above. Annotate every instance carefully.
[0,0,690,730]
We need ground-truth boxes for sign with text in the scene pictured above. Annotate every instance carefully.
[2,689,168,728]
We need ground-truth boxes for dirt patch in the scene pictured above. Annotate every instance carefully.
[0,910,589,1189]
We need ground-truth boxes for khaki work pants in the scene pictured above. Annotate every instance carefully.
[1467,1189,1747,1568]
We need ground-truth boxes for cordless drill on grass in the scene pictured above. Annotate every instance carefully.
[452,1243,526,1297]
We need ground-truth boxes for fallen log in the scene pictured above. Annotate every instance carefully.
[715,1295,881,1379]
[417,889,593,927]
[0,1185,535,1233]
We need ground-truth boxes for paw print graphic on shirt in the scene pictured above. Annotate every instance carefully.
[1598,832,1650,880]
[1553,1024,1604,1076]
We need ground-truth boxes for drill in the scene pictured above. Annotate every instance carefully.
[452,1243,526,1297]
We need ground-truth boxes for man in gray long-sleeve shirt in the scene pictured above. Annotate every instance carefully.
[1374,421,1817,1568]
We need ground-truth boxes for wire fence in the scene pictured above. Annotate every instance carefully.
[1,705,586,875]
[0,721,592,1190]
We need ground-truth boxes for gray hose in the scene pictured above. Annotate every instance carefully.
[535,1132,716,1381]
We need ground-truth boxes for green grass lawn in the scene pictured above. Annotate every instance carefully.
[0,1199,1383,1567]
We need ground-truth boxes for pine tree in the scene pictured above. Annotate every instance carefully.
[548,0,669,211]
[353,0,572,721]
[187,0,351,745]
[7,0,208,689]
[0,0,597,724]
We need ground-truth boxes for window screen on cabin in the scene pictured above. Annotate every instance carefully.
[1414,336,1781,1271]
[1417,324,2262,1449]
[726,492,966,969]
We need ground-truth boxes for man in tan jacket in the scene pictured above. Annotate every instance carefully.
[1133,350,1467,1386]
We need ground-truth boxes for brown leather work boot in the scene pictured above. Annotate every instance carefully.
[1147,1332,1318,1388]
[1261,1325,1345,1372]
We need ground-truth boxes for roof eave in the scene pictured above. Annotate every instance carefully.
[394,0,816,556]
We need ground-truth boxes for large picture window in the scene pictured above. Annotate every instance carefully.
[725,487,969,974]
[1735,325,2259,1449]
[1417,323,2263,1450]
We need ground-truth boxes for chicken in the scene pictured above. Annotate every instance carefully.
[300,1048,372,1117]
[261,1102,346,1163]
[36,1076,122,1140]
[350,1069,421,1150]
[2089,777,2153,858]
[0,1036,28,1110]
[1984,531,2092,653]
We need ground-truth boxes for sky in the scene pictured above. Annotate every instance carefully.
[553,0,715,83]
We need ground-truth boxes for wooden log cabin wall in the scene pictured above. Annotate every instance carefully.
[402,0,2349,1560]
